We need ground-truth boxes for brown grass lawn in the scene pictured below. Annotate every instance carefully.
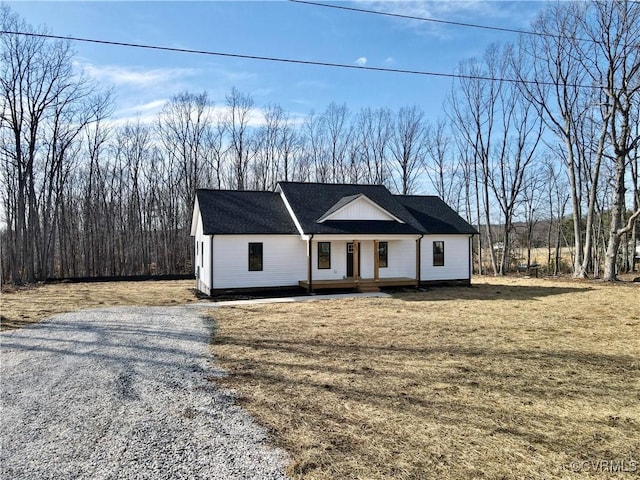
[0,280,198,330]
[210,277,640,479]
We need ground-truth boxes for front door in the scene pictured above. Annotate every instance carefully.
[346,242,360,278]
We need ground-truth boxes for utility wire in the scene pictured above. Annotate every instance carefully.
[289,0,592,43]
[0,30,595,89]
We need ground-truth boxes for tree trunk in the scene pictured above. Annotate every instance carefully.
[603,159,626,280]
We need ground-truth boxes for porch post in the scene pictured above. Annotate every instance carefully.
[353,240,359,281]
[374,240,379,281]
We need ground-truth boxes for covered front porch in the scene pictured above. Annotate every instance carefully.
[299,276,417,293]
[302,236,421,293]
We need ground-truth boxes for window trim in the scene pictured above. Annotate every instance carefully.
[248,242,263,271]
[433,241,445,266]
[317,241,331,269]
[378,241,388,268]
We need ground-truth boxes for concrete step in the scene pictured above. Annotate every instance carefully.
[357,285,380,293]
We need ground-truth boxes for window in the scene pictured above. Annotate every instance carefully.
[378,241,388,268]
[248,242,263,271]
[200,241,204,267]
[318,242,331,269]
[433,241,444,266]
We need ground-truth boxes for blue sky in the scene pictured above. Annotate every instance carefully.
[7,1,546,124]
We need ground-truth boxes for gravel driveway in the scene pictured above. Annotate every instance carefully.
[0,306,289,479]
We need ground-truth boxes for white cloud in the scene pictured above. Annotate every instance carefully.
[355,57,368,67]
[117,99,168,116]
[108,102,277,130]
[384,56,395,64]
[75,61,196,87]
[367,1,507,19]
[73,61,300,130]
[363,1,539,39]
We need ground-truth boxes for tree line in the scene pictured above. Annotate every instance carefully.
[1,1,639,284]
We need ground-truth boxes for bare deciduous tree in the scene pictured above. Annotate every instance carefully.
[1,6,109,282]
[390,105,427,195]
[424,118,459,206]
[224,87,254,191]
[583,1,640,280]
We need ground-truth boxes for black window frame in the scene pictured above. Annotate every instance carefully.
[318,241,331,269]
[378,241,388,268]
[433,241,445,266]
[248,242,263,271]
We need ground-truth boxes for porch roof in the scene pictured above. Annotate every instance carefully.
[314,220,421,235]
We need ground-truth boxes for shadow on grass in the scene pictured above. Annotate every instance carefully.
[0,317,41,331]
[212,334,638,393]
[393,283,592,302]
[211,331,639,478]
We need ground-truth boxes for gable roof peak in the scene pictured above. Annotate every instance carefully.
[317,193,405,224]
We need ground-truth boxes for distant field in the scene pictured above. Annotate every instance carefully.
[479,247,575,273]
[210,277,640,479]
[0,280,198,330]
[513,246,573,264]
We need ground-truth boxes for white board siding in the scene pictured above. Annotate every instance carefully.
[420,235,471,281]
[313,241,346,280]
[212,235,306,289]
[323,197,398,221]
[382,239,416,278]
[193,215,212,294]
[360,242,374,278]
[193,213,202,277]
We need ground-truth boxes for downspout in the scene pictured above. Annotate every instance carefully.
[468,235,472,284]
[417,234,424,286]
[210,235,214,296]
[307,234,314,294]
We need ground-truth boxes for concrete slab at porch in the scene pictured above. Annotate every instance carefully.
[299,277,418,293]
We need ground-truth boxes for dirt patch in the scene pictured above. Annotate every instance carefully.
[0,280,199,330]
[209,276,640,479]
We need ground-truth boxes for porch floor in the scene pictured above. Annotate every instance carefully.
[299,277,417,292]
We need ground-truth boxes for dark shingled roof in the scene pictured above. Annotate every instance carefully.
[194,184,477,236]
[195,189,298,235]
[278,182,424,235]
[396,195,479,235]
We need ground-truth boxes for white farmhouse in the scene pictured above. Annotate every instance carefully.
[191,182,477,295]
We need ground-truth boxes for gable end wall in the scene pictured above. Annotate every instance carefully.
[193,214,212,294]
[324,197,397,221]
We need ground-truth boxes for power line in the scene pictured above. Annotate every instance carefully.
[289,0,591,43]
[0,30,594,89]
